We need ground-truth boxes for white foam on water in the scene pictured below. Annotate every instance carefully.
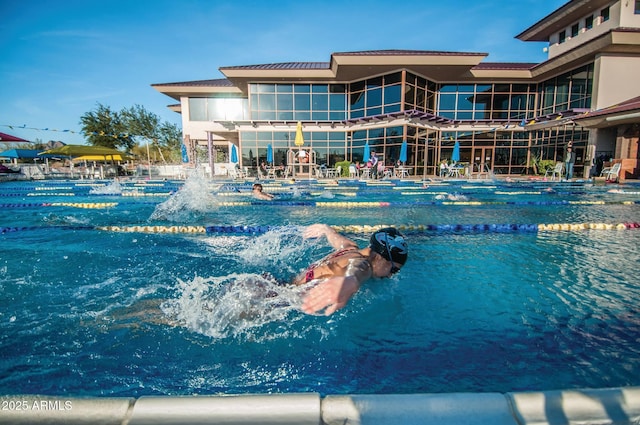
[237,226,309,276]
[150,171,218,221]
[89,179,123,195]
[161,273,306,340]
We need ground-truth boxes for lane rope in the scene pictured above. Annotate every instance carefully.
[3,222,640,235]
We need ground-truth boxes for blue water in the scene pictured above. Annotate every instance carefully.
[1,175,639,396]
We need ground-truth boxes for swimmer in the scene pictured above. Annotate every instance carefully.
[293,224,408,315]
[252,183,275,200]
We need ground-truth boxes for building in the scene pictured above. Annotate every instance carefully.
[153,0,640,180]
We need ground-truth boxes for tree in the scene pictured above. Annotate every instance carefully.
[79,103,182,162]
[79,103,132,150]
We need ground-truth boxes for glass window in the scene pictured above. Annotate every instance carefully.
[385,72,402,85]
[294,111,310,120]
[366,77,383,89]
[295,93,310,110]
[312,93,328,111]
[439,84,458,93]
[330,111,346,120]
[277,111,293,120]
[225,98,246,120]
[312,84,328,94]
[586,15,594,29]
[405,85,416,106]
[366,107,382,116]
[276,84,293,93]
[384,84,402,105]
[601,6,610,21]
[438,93,457,111]
[366,88,382,108]
[350,91,365,110]
[457,93,474,112]
[559,30,566,43]
[329,94,346,111]
[330,84,346,94]
[189,98,207,121]
[259,94,275,111]
[635,0,640,14]
[257,84,275,93]
[351,80,365,92]
[277,94,293,110]
[384,103,401,114]
[571,23,579,37]
[294,84,310,93]
[312,110,328,120]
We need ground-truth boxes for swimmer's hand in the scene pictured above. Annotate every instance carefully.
[302,223,334,239]
[303,224,357,251]
[301,276,360,316]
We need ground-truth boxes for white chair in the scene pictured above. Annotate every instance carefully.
[360,168,371,179]
[601,163,621,181]
[545,162,563,181]
[349,164,358,178]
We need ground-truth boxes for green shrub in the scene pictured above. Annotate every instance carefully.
[539,160,557,174]
[335,160,351,177]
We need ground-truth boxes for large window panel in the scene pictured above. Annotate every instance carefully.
[312,93,329,111]
[295,93,311,110]
[438,93,457,111]
[277,94,293,111]
[384,85,402,105]
[189,98,207,121]
[366,88,382,108]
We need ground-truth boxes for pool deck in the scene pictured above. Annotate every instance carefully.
[1,387,639,424]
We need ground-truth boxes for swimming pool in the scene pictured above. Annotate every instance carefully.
[0,175,639,397]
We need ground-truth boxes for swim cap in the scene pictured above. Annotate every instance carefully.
[370,227,408,265]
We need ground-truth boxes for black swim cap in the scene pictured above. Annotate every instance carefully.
[370,227,408,265]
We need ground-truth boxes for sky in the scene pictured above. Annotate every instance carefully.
[0,0,568,146]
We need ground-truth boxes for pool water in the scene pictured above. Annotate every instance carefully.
[0,175,639,396]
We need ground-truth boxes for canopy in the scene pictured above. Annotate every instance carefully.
[72,155,125,162]
[0,131,31,143]
[39,144,128,160]
[0,149,46,159]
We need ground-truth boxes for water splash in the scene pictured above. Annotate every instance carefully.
[150,171,218,221]
[89,180,123,195]
[161,274,306,340]
[238,226,310,276]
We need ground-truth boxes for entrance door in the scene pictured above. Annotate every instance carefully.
[472,147,493,176]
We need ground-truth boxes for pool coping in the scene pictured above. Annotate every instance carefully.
[1,386,639,424]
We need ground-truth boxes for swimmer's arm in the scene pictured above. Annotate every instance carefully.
[303,224,357,250]
[302,258,372,315]
[301,275,361,316]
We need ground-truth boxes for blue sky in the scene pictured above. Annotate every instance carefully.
[1,0,567,146]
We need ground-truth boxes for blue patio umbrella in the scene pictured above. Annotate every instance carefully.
[231,144,238,163]
[399,140,408,164]
[181,144,189,163]
[267,144,273,163]
[452,141,460,163]
[363,142,370,162]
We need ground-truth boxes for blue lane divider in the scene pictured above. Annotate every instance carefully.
[3,223,640,235]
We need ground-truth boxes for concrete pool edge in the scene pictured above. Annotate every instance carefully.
[1,387,639,424]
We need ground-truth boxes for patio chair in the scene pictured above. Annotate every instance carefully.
[349,164,358,178]
[600,163,621,182]
[545,162,563,181]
